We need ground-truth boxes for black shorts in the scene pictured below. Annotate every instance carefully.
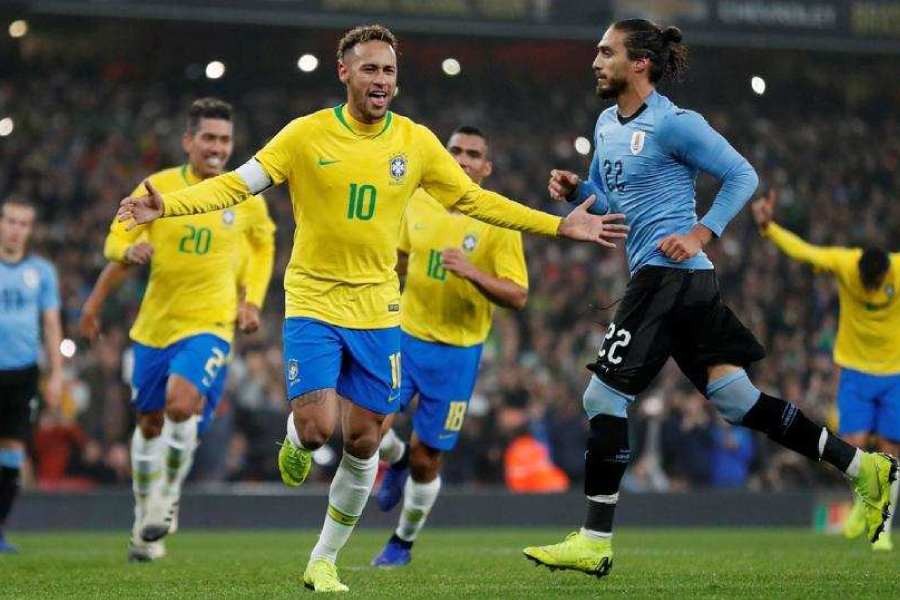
[588,267,765,396]
[0,365,39,439]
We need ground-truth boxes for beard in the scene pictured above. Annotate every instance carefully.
[596,76,626,99]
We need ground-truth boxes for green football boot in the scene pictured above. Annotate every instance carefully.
[842,497,867,540]
[303,557,349,592]
[872,534,893,552]
[851,452,898,543]
[523,531,613,578]
[278,436,312,487]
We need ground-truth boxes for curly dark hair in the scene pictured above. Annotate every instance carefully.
[186,97,232,133]
[613,19,689,83]
[336,24,398,62]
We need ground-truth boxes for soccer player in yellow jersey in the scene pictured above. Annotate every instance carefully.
[116,25,628,591]
[753,190,900,550]
[81,98,275,562]
[371,126,528,567]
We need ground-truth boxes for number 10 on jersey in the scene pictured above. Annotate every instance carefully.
[347,183,377,220]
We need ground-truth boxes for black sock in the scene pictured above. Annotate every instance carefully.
[740,393,858,471]
[583,414,630,535]
[394,444,410,469]
[389,533,413,549]
[0,466,20,527]
[822,432,857,473]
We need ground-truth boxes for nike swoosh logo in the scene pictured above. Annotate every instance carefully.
[318,158,341,166]
[413,223,426,230]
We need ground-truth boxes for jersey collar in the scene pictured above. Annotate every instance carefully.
[180,164,203,185]
[334,104,392,138]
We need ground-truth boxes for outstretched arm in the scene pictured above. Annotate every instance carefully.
[118,117,307,227]
[751,190,842,272]
[417,125,628,247]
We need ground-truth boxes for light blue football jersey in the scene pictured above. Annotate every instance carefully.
[573,91,759,275]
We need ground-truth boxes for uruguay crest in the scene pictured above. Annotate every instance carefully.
[462,234,477,252]
[389,154,408,183]
[630,131,645,155]
[23,268,39,289]
[222,209,235,225]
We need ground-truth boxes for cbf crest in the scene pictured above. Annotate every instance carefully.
[222,209,235,226]
[462,233,478,253]
[288,359,300,382]
[630,131,646,155]
[389,153,408,184]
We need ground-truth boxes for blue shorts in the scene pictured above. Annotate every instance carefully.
[397,332,483,451]
[131,334,230,436]
[837,367,900,442]
[282,317,402,415]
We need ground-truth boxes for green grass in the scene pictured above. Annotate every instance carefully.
[2,528,897,598]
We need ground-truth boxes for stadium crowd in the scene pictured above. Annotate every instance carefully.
[2,32,898,493]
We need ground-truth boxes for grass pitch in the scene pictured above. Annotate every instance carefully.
[3,528,897,598]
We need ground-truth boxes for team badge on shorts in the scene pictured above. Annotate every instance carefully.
[222,209,235,225]
[630,131,645,155]
[462,234,478,252]
[288,359,300,382]
[389,154,408,183]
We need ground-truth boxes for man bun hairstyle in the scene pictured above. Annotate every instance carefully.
[337,24,398,62]
[613,19,689,83]
[187,97,233,133]
[859,247,890,291]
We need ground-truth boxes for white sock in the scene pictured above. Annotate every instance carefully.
[131,427,164,532]
[884,476,899,535]
[395,476,441,542]
[580,527,612,540]
[846,449,862,478]
[162,415,198,498]
[310,451,378,562]
[286,413,307,449]
[379,429,406,465]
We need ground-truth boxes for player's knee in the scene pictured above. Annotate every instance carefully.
[297,419,331,450]
[344,429,380,459]
[706,369,760,424]
[409,442,442,482]
[165,378,201,422]
[582,376,633,419]
[138,412,164,439]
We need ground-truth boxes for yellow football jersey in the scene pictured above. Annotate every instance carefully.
[105,165,275,347]
[160,105,560,329]
[764,223,900,374]
[400,189,528,347]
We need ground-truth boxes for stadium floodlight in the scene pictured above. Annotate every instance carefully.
[751,76,766,95]
[575,136,592,156]
[442,58,461,77]
[8,20,27,38]
[205,61,226,80]
[297,54,319,73]
[60,338,77,358]
[0,117,13,137]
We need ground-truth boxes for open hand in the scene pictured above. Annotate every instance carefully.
[117,179,164,230]
[557,196,629,248]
